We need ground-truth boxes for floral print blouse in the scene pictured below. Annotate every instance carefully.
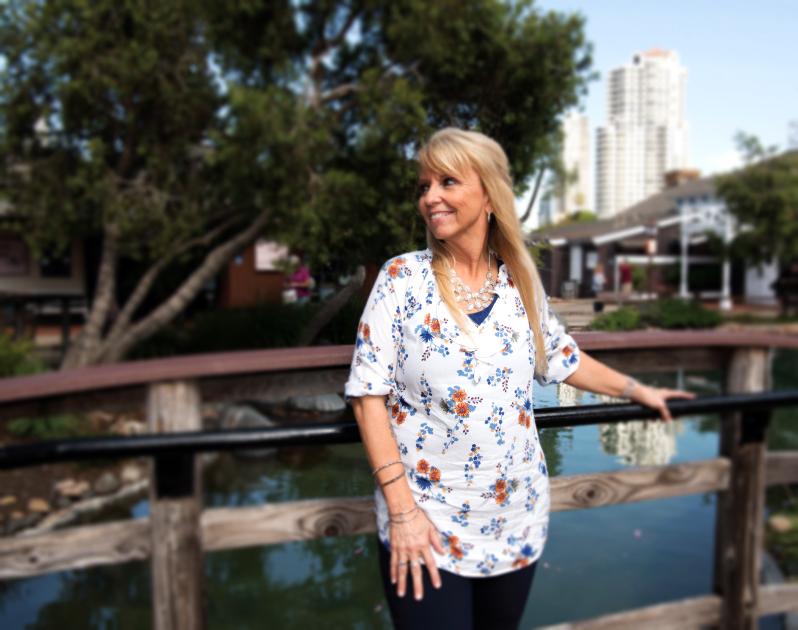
[345,249,580,577]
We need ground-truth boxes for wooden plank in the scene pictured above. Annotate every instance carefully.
[2,331,798,410]
[715,348,771,630]
[536,594,722,629]
[0,459,736,579]
[765,451,798,486]
[758,583,798,616]
[0,519,150,579]
[147,381,206,630]
[201,496,377,551]
[550,458,730,512]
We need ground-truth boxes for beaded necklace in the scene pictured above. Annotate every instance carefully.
[448,251,498,311]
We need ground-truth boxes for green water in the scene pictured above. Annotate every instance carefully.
[1,351,796,629]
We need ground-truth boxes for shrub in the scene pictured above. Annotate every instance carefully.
[588,307,643,331]
[0,333,46,377]
[8,413,95,440]
[644,298,721,329]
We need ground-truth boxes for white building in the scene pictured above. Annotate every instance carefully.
[539,112,592,226]
[596,49,689,218]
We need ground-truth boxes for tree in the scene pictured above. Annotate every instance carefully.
[716,133,798,267]
[0,0,592,367]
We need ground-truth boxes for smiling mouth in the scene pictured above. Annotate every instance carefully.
[429,211,454,222]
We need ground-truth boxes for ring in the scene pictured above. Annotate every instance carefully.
[398,561,409,567]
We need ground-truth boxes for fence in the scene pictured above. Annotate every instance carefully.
[1,331,798,629]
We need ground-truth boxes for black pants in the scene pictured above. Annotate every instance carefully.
[377,541,537,630]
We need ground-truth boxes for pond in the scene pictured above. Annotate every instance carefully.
[1,350,796,629]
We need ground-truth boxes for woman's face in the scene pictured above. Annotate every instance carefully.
[417,166,490,245]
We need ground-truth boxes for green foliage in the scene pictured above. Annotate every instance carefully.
[716,147,798,266]
[0,0,593,363]
[8,413,93,440]
[588,299,721,331]
[553,210,597,226]
[0,333,46,377]
[643,298,721,329]
[588,307,642,331]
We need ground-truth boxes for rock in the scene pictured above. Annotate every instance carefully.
[768,514,793,534]
[93,471,121,495]
[87,410,115,430]
[287,393,346,413]
[121,464,143,484]
[110,419,146,436]
[0,495,17,507]
[54,478,91,499]
[28,497,50,513]
[220,405,277,459]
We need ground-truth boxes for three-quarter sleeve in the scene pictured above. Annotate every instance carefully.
[534,294,580,386]
[344,259,405,399]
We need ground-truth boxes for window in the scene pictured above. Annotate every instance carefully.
[40,250,72,278]
[0,235,29,276]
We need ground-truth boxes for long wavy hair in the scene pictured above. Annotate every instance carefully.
[417,127,548,376]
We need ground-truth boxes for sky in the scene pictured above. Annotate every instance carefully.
[520,0,797,226]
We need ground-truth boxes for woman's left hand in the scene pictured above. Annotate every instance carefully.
[631,382,695,422]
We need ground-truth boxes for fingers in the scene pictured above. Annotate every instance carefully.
[410,557,424,601]
[397,557,409,598]
[390,551,398,585]
[422,547,442,590]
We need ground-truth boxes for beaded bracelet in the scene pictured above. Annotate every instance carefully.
[372,459,403,477]
[379,470,406,489]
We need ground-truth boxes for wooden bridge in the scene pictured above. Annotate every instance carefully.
[1,331,798,629]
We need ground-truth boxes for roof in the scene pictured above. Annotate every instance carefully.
[532,177,717,244]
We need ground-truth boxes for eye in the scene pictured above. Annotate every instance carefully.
[442,176,458,186]
[417,181,430,196]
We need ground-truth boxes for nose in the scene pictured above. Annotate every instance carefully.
[421,181,443,207]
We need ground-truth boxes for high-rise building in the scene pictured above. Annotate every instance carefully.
[538,111,591,226]
[596,49,688,218]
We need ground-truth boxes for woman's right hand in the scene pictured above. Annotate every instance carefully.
[390,508,445,600]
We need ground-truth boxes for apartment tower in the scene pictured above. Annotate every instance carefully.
[595,49,688,218]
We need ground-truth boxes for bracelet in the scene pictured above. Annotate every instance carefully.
[379,470,406,489]
[621,377,638,399]
[389,508,421,525]
[388,505,418,518]
[372,459,403,477]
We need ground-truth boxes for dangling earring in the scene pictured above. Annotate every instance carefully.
[487,209,492,223]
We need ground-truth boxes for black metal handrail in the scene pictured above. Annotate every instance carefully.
[2,390,797,471]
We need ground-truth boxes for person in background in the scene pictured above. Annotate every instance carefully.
[345,128,694,629]
[285,252,314,305]
[619,261,633,298]
[592,262,606,313]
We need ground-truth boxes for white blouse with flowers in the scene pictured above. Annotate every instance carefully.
[344,249,580,577]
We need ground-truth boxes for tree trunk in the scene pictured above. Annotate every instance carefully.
[296,266,366,346]
[61,225,119,370]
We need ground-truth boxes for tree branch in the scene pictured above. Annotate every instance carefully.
[96,208,271,363]
[103,215,240,346]
[520,167,546,225]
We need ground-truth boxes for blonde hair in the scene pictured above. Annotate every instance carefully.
[417,127,548,376]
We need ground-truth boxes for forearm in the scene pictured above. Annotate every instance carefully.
[350,395,416,512]
[564,351,638,400]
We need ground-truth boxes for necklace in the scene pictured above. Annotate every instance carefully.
[449,251,497,311]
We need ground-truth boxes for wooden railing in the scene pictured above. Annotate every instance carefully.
[1,331,798,630]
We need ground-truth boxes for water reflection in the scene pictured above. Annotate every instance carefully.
[599,420,682,466]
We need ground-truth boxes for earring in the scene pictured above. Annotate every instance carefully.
[487,210,492,223]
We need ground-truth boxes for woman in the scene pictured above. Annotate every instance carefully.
[345,128,693,629]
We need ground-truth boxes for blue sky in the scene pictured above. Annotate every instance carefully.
[538,0,797,175]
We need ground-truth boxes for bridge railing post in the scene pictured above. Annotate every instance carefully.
[714,348,772,629]
[147,380,206,630]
